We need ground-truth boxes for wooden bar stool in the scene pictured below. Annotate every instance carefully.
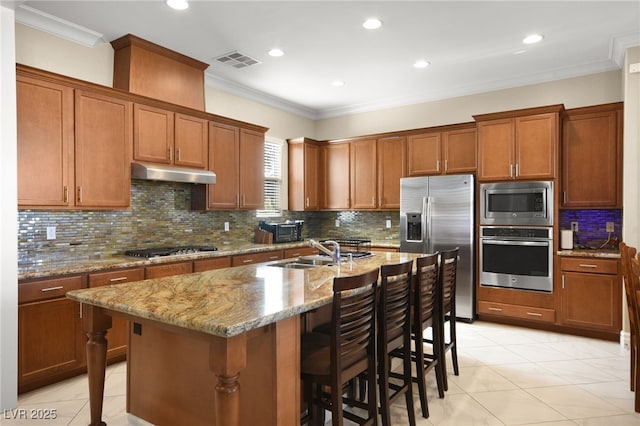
[620,242,638,392]
[395,252,445,419]
[300,268,380,426]
[378,260,416,426]
[438,247,460,390]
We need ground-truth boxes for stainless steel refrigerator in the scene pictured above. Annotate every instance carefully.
[400,174,475,321]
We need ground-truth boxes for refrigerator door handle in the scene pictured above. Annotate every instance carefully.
[425,196,432,252]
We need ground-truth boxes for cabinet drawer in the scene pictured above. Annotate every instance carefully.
[145,261,193,279]
[193,256,231,272]
[89,268,144,287]
[232,250,283,266]
[478,301,555,323]
[19,276,83,304]
[283,247,318,259]
[560,257,618,274]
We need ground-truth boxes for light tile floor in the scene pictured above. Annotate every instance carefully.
[3,321,640,425]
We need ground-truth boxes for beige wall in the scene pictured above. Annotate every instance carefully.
[623,46,640,248]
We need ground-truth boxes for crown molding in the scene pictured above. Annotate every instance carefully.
[612,32,640,67]
[15,4,104,47]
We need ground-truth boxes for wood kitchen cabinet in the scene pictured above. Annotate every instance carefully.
[561,103,623,208]
[283,247,318,258]
[74,90,132,208]
[559,257,621,337]
[88,268,144,360]
[350,138,378,209]
[133,103,208,169]
[145,261,193,279]
[475,105,563,181]
[321,142,350,210]
[193,256,232,272]
[17,74,74,207]
[406,125,476,176]
[18,275,85,393]
[377,136,406,209]
[288,138,320,211]
[194,122,265,210]
[232,250,283,266]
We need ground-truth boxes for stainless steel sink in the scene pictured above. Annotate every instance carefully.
[269,255,335,269]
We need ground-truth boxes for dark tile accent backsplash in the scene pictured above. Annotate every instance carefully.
[18,180,401,265]
[559,209,622,249]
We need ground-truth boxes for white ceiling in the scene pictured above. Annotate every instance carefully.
[11,1,640,119]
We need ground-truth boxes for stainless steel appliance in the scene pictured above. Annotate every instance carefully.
[480,226,553,292]
[400,174,475,321]
[480,181,553,226]
[258,220,304,243]
[125,245,218,258]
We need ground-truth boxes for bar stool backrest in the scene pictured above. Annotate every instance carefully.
[414,253,439,329]
[439,248,459,316]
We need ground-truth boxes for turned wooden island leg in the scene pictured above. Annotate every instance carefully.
[82,305,112,426]
[209,333,247,426]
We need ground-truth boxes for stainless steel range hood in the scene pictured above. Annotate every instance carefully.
[131,162,216,184]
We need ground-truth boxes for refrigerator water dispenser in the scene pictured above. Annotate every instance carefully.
[406,213,423,241]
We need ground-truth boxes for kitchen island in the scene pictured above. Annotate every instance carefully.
[66,251,422,426]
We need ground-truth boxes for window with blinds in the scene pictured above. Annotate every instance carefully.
[256,140,283,217]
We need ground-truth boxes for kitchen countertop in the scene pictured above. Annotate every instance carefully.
[66,251,422,338]
[18,239,401,281]
[557,249,620,259]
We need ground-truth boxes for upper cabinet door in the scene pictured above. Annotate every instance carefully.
[377,136,405,209]
[17,76,74,207]
[74,90,132,208]
[407,132,441,176]
[562,105,622,208]
[239,129,265,209]
[304,142,320,210]
[442,128,476,174]
[207,122,239,209]
[133,104,174,164]
[477,118,514,181]
[174,113,208,169]
[322,143,350,210]
[515,113,557,180]
[350,139,377,209]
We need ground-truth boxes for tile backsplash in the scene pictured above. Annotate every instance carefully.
[18,180,401,265]
[559,209,622,249]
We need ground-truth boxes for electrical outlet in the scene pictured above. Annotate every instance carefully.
[224,222,230,232]
[606,222,614,233]
[46,226,56,240]
[335,219,340,227]
[571,221,579,232]
[386,219,392,229]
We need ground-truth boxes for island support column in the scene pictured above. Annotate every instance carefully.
[82,305,112,426]
[209,333,247,426]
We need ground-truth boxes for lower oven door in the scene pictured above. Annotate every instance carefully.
[480,238,553,292]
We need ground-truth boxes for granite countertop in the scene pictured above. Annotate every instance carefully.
[66,251,423,338]
[18,239,402,281]
[557,249,620,259]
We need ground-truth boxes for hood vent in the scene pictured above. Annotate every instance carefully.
[131,162,216,184]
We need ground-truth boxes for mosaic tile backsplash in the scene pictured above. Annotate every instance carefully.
[18,180,401,265]
[559,209,622,249]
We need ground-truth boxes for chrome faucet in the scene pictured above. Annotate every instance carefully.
[309,239,341,264]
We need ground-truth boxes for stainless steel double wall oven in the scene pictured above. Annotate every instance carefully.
[479,181,554,293]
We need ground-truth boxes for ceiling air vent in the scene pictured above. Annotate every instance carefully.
[214,51,261,69]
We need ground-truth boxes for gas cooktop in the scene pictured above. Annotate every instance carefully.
[125,246,218,258]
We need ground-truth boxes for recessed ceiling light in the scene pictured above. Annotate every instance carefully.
[414,60,430,69]
[523,34,543,44]
[166,0,188,10]
[331,80,345,87]
[363,18,382,30]
[268,48,284,57]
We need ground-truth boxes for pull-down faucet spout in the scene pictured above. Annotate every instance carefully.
[308,239,341,264]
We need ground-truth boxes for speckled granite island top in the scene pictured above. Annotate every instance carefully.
[66,251,422,338]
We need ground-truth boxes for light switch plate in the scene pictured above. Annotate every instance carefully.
[335,220,340,227]
[46,226,56,240]
[386,219,392,228]
[224,222,230,232]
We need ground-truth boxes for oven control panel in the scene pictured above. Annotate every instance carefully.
[481,227,551,239]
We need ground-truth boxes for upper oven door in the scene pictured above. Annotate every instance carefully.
[480,181,553,226]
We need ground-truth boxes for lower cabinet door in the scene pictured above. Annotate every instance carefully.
[561,271,621,332]
[18,298,84,392]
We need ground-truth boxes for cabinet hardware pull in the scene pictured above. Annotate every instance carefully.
[77,187,82,203]
[269,256,279,260]
[515,163,519,177]
[445,160,448,172]
[41,286,64,292]
[562,274,565,289]
[177,148,181,161]
[488,307,502,312]
[243,259,253,263]
[64,186,68,203]
[109,277,128,282]
[526,312,543,317]
[436,160,440,172]
[168,148,172,161]
[563,191,567,204]
[509,164,513,178]
[306,197,309,207]
[79,302,82,319]
[579,264,598,268]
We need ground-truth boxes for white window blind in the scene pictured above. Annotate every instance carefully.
[257,139,283,217]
